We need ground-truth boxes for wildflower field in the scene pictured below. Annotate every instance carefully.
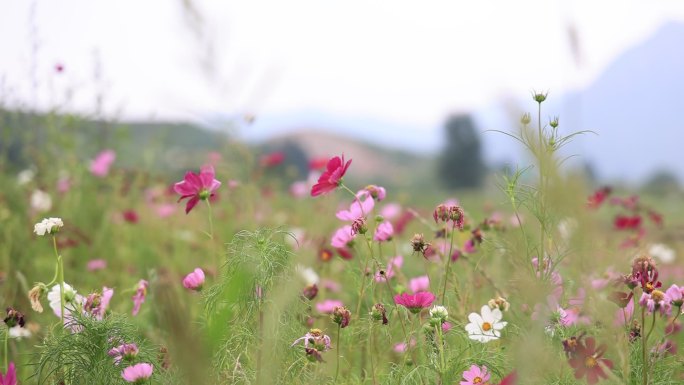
[1,95,683,385]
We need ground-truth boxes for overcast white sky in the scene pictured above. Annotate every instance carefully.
[1,0,684,128]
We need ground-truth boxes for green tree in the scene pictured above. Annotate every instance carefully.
[437,114,486,189]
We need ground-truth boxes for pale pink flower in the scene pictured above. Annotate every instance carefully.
[373,221,394,242]
[393,338,416,353]
[331,225,355,248]
[463,239,476,253]
[155,203,176,218]
[289,181,308,198]
[182,268,205,291]
[131,280,148,316]
[108,343,139,365]
[87,259,107,271]
[90,150,116,177]
[316,299,343,313]
[614,297,635,326]
[375,255,403,282]
[121,363,153,383]
[409,275,430,293]
[460,365,490,385]
[380,203,402,220]
[336,191,375,221]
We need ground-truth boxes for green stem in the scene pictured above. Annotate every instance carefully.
[53,236,65,324]
[435,324,446,380]
[204,199,214,240]
[334,324,341,383]
[440,224,456,303]
[536,101,546,279]
[641,307,647,385]
[3,328,8,372]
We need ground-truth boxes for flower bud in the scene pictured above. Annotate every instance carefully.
[549,116,559,128]
[370,303,388,325]
[487,296,510,312]
[3,307,25,328]
[533,91,548,103]
[332,306,351,328]
[429,305,448,323]
[302,284,318,300]
[351,217,367,235]
[520,113,531,125]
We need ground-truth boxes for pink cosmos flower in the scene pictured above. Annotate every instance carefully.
[409,275,430,293]
[331,225,355,248]
[84,287,113,320]
[460,365,490,385]
[393,338,416,353]
[131,280,148,316]
[363,185,386,201]
[0,362,16,385]
[665,284,684,307]
[442,322,453,333]
[463,239,476,253]
[182,268,205,291]
[316,299,343,313]
[122,210,139,224]
[380,203,402,220]
[639,290,671,316]
[375,255,403,282]
[90,149,116,177]
[289,181,308,198]
[108,343,139,365]
[155,203,176,218]
[336,191,375,221]
[614,299,634,326]
[311,155,352,196]
[373,221,394,242]
[87,259,107,271]
[394,292,435,314]
[173,165,222,214]
[121,363,153,383]
[57,176,71,193]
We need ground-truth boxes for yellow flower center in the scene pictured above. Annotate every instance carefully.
[645,282,654,292]
[482,322,492,331]
[651,290,665,302]
[584,356,597,368]
[473,377,483,384]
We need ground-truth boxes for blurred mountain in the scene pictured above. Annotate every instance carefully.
[235,21,684,184]
[265,129,435,189]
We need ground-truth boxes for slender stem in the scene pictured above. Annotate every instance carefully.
[641,307,647,385]
[4,329,8,371]
[204,199,214,240]
[334,324,341,383]
[435,324,446,381]
[53,236,65,324]
[440,224,456,303]
[368,323,377,385]
[536,101,545,279]
[355,251,371,320]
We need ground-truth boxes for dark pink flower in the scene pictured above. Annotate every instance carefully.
[121,363,153,383]
[260,152,285,167]
[173,165,221,214]
[182,268,205,291]
[122,210,139,224]
[394,292,435,314]
[131,280,148,316]
[90,150,116,177]
[311,155,352,196]
[0,362,17,385]
[567,337,613,385]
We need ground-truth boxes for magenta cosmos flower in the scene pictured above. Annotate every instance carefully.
[394,292,435,314]
[121,363,153,383]
[311,155,352,196]
[173,165,221,214]
[460,365,490,385]
[182,268,205,291]
[0,362,17,385]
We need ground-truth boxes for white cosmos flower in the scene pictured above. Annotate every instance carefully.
[17,169,35,185]
[8,326,31,339]
[465,305,507,343]
[30,189,52,212]
[33,217,64,236]
[47,283,83,318]
[649,243,676,264]
[296,265,319,286]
